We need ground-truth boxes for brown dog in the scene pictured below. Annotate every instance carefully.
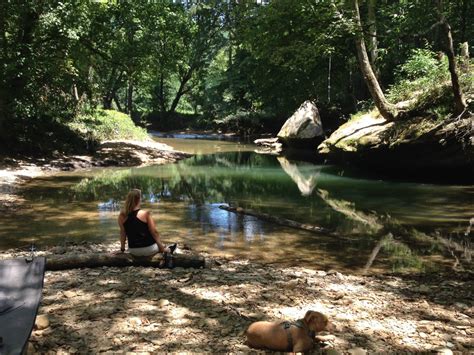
[245,310,331,352]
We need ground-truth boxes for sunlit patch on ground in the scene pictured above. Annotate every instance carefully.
[0,245,467,353]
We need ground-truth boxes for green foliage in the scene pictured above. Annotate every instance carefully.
[387,49,447,119]
[218,0,355,119]
[70,110,148,143]
[213,111,278,135]
[388,49,450,102]
[214,111,261,135]
[387,49,473,119]
[1,0,473,152]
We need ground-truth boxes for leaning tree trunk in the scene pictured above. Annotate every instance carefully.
[437,0,467,116]
[353,0,397,121]
[168,68,193,114]
[219,205,332,235]
[367,0,379,78]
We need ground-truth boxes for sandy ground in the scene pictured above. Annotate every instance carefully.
[1,140,472,353]
[1,242,473,354]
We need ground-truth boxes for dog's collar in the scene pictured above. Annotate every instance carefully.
[295,319,316,339]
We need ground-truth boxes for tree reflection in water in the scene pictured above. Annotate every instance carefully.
[10,150,472,274]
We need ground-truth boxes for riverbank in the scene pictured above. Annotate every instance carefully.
[0,139,191,213]
[2,242,472,354]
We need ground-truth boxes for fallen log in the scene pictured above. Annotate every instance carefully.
[45,252,205,271]
[219,205,332,234]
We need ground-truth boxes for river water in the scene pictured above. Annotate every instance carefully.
[1,136,472,274]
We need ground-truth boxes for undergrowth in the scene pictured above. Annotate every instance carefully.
[213,110,279,135]
[388,48,472,120]
[69,110,149,143]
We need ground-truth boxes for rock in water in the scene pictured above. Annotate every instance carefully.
[253,137,283,155]
[318,113,474,178]
[277,100,324,148]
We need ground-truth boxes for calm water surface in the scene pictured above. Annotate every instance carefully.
[1,136,472,274]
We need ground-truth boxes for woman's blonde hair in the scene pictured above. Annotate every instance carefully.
[123,189,141,215]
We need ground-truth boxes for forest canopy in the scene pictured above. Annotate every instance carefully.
[0,0,472,153]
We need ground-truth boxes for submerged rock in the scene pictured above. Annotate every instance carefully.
[277,100,324,148]
[254,137,283,155]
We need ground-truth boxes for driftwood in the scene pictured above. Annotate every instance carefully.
[219,205,331,234]
[45,252,205,271]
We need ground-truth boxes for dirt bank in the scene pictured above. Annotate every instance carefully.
[2,243,472,354]
[0,139,191,212]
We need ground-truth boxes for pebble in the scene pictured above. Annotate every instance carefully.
[347,347,367,355]
[158,299,170,307]
[34,314,50,330]
[417,324,434,333]
[63,290,76,298]
[129,317,142,326]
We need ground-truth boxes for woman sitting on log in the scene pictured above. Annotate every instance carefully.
[118,189,176,257]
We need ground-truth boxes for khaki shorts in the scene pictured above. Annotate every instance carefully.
[128,243,159,256]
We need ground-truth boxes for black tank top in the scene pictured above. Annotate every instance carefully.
[123,210,156,248]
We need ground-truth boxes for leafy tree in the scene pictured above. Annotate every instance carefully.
[145,1,225,115]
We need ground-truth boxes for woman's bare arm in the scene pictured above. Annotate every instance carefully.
[146,211,168,253]
[118,213,127,252]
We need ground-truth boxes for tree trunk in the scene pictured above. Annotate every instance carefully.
[327,56,332,102]
[367,0,378,78]
[460,42,469,72]
[45,252,205,271]
[72,82,79,102]
[103,70,123,109]
[460,0,467,43]
[113,93,123,112]
[437,0,467,116]
[103,94,113,109]
[353,0,397,121]
[158,72,167,113]
[168,69,193,114]
[103,69,116,109]
[126,75,133,114]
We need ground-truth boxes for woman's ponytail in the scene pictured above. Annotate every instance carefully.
[123,189,141,215]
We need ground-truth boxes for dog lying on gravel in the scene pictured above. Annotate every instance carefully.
[245,310,332,352]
